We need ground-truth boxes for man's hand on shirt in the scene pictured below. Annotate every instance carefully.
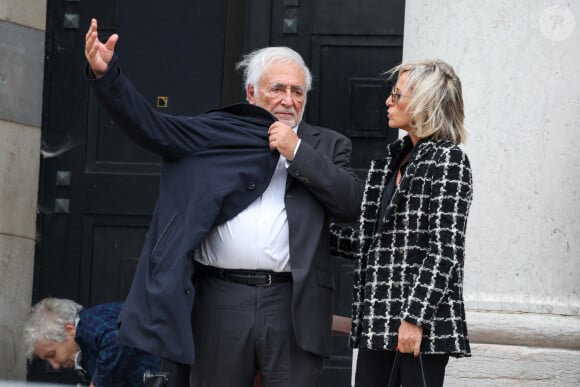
[268,121,299,160]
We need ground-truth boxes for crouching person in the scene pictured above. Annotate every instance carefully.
[23,298,162,387]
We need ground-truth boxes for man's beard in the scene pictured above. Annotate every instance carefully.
[273,108,304,127]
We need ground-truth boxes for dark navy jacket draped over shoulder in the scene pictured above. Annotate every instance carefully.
[87,56,279,364]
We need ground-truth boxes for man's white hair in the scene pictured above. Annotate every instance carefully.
[22,298,83,360]
[236,46,313,93]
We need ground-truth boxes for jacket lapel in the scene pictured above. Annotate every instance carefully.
[359,138,406,243]
[383,139,432,221]
[285,122,320,190]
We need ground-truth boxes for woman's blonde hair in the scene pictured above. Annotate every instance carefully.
[387,59,467,144]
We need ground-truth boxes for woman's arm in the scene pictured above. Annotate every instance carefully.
[402,146,473,329]
[330,221,360,259]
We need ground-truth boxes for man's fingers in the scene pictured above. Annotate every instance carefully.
[86,18,97,40]
[85,31,98,58]
[105,34,119,52]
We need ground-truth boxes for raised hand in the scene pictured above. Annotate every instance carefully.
[84,18,119,79]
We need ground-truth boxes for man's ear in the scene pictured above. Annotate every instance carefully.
[64,322,76,337]
[247,85,257,105]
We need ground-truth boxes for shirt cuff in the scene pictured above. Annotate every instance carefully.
[285,139,301,168]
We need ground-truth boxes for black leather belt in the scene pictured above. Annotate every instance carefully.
[196,264,292,287]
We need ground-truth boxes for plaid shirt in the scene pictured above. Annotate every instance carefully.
[331,135,473,356]
[75,302,160,386]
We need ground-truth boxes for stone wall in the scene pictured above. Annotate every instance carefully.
[403,1,580,385]
[0,0,46,381]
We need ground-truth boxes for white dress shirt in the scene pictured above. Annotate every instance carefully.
[196,135,301,272]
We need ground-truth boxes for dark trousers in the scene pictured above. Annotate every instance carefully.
[355,348,449,387]
[188,275,323,387]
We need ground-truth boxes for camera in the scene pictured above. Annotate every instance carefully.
[143,369,169,387]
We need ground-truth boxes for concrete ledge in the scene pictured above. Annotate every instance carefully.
[0,21,45,127]
[467,310,580,350]
[0,0,47,31]
[447,343,580,386]
[0,120,41,239]
[0,235,35,381]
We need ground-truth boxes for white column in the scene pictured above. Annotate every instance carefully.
[403,1,580,385]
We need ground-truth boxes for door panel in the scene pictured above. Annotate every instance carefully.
[79,215,150,306]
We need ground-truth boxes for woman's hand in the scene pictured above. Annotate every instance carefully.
[397,320,423,357]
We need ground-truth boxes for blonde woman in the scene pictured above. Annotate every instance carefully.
[332,59,473,386]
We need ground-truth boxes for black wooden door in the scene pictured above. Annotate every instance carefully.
[244,1,405,385]
[32,0,230,383]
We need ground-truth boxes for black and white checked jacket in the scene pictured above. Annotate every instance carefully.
[331,135,472,356]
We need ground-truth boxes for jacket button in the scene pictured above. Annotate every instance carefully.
[248,184,256,190]
[185,288,191,295]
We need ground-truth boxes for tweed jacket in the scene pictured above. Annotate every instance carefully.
[331,135,473,356]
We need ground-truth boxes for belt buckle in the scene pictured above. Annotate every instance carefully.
[256,274,272,287]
